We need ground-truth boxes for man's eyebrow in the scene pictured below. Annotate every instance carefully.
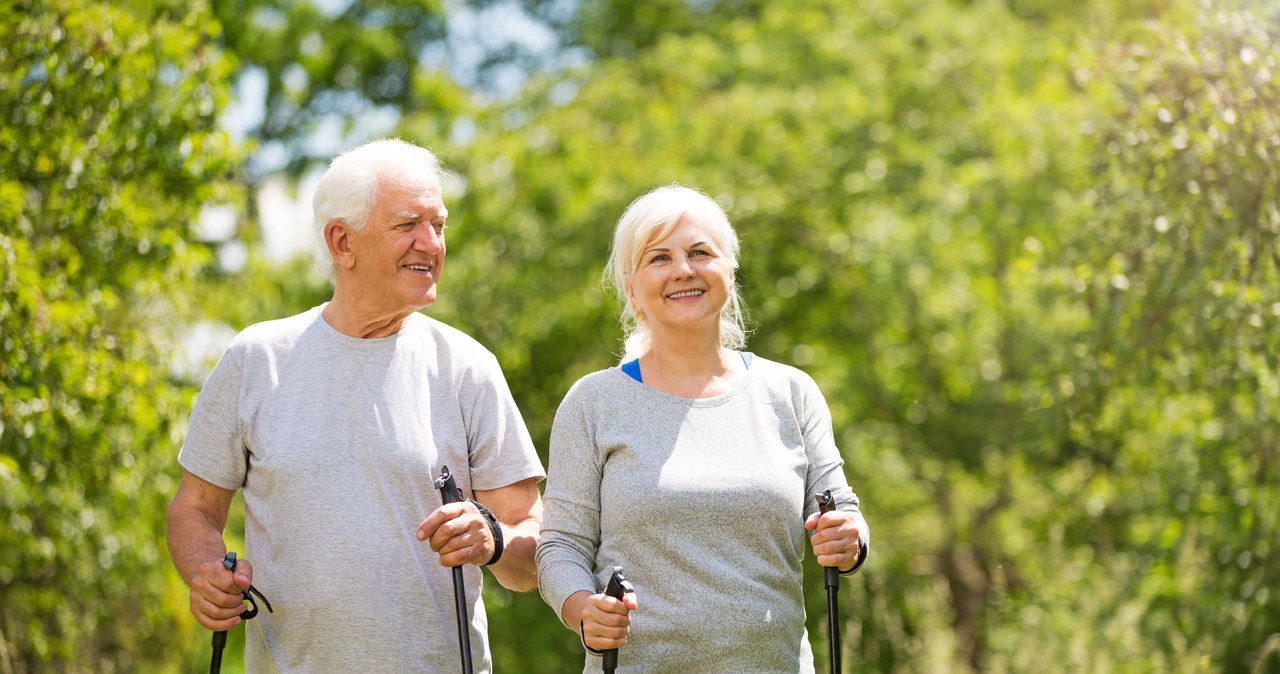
[395,210,421,221]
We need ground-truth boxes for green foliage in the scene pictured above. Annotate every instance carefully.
[5,0,1279,671]
[412,0,1280,671]
[0,0,244,670]
[209,0,479,178]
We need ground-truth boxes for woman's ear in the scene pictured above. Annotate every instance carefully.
[325,221,354,270]
[624,279,644,318]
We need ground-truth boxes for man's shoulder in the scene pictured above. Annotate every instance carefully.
[229,307,323,351]
[406,312,495,358]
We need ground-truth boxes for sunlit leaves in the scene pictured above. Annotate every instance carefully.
[0,0,244,670]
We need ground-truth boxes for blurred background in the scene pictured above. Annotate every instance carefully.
[3,0,1278,671]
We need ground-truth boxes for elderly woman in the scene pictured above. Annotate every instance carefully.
[536,185,870,673]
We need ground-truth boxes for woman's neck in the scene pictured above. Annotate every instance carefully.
[638,331,746,399]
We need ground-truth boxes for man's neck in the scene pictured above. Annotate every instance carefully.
[321,295,413,339]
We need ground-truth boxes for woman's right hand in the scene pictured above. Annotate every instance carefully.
[564,589,639,651]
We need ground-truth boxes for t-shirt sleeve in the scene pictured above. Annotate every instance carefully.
[459,350,545,490]
[177,345,249,491]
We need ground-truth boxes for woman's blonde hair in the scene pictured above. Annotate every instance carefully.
[604,184,748,361]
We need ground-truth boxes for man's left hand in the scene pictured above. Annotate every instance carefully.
[417,502,494,567]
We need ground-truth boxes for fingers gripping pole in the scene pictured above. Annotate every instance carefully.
[602,566,634,674]
[816,490,842,674]
[210,552,273,674]
[434,465,474,674]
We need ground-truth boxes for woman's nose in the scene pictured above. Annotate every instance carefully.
[670,255,695,279]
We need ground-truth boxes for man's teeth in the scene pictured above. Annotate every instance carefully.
[667,289,703,298]
[406,264,433,272]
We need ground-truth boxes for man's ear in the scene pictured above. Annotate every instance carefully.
[325,221,355,269]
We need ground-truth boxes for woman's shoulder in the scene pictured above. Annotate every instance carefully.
[563,366,631,398]
[745,353,825,398]
[746,352,816,382]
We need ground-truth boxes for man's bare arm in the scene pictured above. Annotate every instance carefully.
[418,476,544,592]
[165,469,250,629]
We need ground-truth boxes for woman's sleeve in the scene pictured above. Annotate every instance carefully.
[536,385,605,626]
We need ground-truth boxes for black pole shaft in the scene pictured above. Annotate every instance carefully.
[210,631,226,674]
[435,466,475,674]
[825,570,841,674]
[816,490,842,674]
[452,566,473,674]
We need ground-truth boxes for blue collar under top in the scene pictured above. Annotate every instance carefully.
[620,351,753,383]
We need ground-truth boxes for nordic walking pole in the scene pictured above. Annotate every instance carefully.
[434,465,474,674]
[816,490,842,674]
[601,566,634,674]
[210,551,273,674]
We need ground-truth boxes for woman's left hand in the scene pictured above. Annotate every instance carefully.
[804,509,863,573]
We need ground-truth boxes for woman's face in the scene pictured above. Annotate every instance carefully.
[626,213,734,339]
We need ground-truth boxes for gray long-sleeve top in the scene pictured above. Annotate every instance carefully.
[537,356,869,673]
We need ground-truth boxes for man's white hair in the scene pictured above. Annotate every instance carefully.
[311,138,443,279]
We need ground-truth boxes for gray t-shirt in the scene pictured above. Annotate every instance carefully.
[537,356,868,674]
[179,306,544,673]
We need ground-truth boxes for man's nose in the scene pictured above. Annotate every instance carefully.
[414,225,443,251]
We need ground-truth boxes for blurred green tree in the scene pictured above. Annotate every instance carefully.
[0,0,245,671]
[406,0,1280,671]
[5,0,1278,671]
[208,0,468,179]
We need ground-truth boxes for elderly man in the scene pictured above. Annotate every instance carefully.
[166,139,544,672]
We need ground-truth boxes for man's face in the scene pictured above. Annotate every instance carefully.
[345,177,448,315]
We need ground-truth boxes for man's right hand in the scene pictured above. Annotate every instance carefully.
[188,556,253,631]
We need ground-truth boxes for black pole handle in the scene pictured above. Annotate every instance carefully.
[816,491,840,590]
[209,552,238,673]
[209,552,273,673]
[435,464,465,506]
[435,465,474,674]
[815,490,841,674]
[602,566,634,674]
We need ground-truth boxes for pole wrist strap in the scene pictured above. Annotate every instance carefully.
[579,621,605,656]
[839,537,870,576]
[467,499,504,566]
